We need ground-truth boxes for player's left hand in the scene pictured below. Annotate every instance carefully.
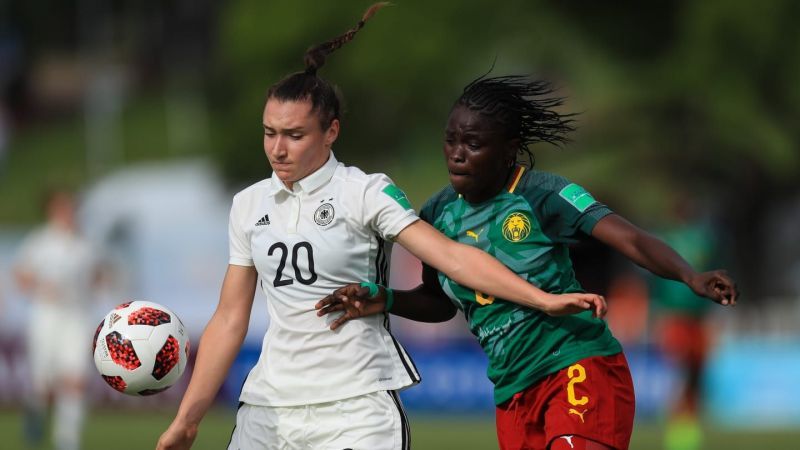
[156,419,197,450]
[687,270,738,306]
[315,283,387,330]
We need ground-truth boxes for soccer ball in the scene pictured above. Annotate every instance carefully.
[93,301,190,396]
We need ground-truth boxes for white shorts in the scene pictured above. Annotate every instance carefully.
[26,305,90,391]
[227,390,410,450]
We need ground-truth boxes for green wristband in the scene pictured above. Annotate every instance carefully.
[359,282,380,298]
[384,287,395,312]
[359,282,394,312]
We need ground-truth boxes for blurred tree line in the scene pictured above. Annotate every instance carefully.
[1,0,798,295]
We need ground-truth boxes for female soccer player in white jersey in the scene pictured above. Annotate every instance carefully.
[14,189,101,450]
[156,5,606,450]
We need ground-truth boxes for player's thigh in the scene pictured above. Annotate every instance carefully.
[26,313,63,391]
[496,388,549,450]
[55,320,91,382]
[543,353,635,450]
[228,392,409,450]
[316,390,409,450]
[227,403,284,450]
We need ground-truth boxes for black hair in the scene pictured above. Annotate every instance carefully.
[455,74,576,167]
[266,2,389,130]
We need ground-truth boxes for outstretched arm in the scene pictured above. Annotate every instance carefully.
[156,264,257,450]
[591,214,738,305]
[399,220,607,314]
[316,264,457,329]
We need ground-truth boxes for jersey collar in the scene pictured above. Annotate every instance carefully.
[456,166,526,201]
[506,165,525,193]
[267,151,339,196]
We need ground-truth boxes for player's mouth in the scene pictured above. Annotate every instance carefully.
[448,169,471,179]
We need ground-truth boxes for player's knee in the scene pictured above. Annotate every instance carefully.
[550,435,616,450]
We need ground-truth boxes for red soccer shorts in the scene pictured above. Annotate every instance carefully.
[495,353,635,450]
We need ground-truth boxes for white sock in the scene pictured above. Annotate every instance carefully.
[53,392,85,450]
[24,391,47,444]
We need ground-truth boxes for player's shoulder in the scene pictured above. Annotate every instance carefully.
[331,162,398,194]
[420,184,458,219]
[232,178,275,214]
[521,168,609,217]
[231,178,273,204]
[517,168,573,195]
[334,162,389,183]
[26,224,60,245]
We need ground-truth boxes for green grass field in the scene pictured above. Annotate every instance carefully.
[1,408,798,449]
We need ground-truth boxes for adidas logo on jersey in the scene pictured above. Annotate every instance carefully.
[255,214,270,226]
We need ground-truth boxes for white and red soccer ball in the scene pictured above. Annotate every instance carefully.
[93,301,190,396]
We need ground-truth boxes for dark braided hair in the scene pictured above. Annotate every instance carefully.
[267,2,389,130]
[455,74,576,167]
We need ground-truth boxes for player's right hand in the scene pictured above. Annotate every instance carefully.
[156,420,197,450]
[315,283,387,330]
[541,293,607,319]
[687,269,738,306]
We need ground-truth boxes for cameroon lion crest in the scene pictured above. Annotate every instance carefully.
[502,212,531,242]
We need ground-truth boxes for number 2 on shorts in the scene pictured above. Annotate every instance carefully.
[566,363,589,406]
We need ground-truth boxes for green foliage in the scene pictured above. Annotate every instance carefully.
[209,0,799,215]
[2,0,798,226]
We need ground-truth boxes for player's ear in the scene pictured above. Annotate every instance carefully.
[506,138,520,166]
[324,119,340,148]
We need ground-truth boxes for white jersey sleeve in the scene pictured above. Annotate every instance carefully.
[228,193,255,267]
[362,174,418,241]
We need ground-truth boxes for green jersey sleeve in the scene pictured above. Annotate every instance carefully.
[538,173,613,241]
[419,185,457,226]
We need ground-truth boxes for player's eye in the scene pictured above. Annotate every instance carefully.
[264,129,276,137]
[289,133,304,140]
[467,141,481,150]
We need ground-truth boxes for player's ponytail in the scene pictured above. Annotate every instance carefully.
[303,2,389,75]
[267,2,389,130]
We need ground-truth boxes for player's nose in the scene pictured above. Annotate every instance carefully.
[266,135,288,159]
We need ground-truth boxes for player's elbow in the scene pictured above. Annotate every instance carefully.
[207,308,250,343]
[432,303,458,322]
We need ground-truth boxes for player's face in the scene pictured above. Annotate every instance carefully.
[444,105,516,203]
[263,99,339,189]
[47,192,76,230]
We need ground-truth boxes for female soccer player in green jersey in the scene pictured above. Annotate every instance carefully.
[317,74,738,450]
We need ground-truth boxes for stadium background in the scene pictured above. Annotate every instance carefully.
[1,0,799,448]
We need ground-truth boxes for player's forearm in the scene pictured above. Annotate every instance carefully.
[391,285,457,322]
[628,232,697,284]
[593,214,698,284]
[174,313,247,426]
[397,221,551,310]
[442,243,550,310]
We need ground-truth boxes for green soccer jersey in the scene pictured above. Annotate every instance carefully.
[649,223,714,317]
[419,166,623,405]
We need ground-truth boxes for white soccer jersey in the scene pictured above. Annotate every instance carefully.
[15,225,98,309]
[229,152,420,407]
[15,225,99,384]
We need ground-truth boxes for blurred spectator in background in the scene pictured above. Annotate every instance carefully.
[0,104,9,170]
[13,188,103,450]
[650,193,721,450]
[0,20,23,173]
